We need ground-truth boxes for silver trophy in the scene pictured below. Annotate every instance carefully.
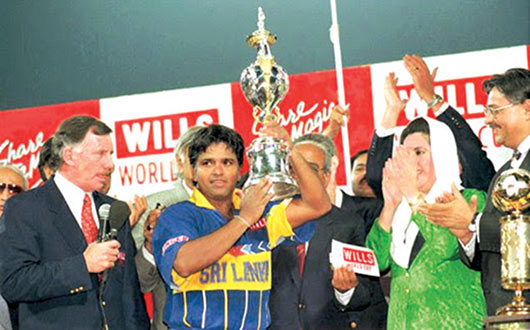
[240,7,298,200]
[491,168,530,317]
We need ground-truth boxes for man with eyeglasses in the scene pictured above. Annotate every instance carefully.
[0,164,27,330]
[418,68,530,315]
[0,165,27,218]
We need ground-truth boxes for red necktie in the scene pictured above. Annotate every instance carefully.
[296,244,306,277]
[81,194,98,244]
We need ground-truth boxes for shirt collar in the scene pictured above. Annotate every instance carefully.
[516,134,530,155]
[54,171,97,228]
[335,187,343,208]
[54,171,89,202]
[189,188,241,210]
[182,179,194,198]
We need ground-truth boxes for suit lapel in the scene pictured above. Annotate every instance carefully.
[45,181,87,253]
[519,152,530,170]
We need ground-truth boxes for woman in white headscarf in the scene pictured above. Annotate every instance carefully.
[366,116,487,329]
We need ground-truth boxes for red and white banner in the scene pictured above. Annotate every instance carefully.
[1,45,529,200]
[0,100,100,189]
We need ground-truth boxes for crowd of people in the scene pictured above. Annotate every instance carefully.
[0,55,529,329]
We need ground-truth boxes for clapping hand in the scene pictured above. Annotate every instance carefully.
[403,54,438,104]
[418,183,477,243]
[381,72,407,129]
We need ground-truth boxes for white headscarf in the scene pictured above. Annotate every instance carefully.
[390,117,462,268]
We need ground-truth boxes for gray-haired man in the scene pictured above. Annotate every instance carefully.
[269,133,387,330]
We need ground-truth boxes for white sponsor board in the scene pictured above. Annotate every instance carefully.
[330,239,380,277]
[100,83,233,200]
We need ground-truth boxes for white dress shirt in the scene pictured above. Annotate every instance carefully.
[54,171,99,230]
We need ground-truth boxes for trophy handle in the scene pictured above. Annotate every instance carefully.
[272,107,280,122]
[252,106,262,122]
[253,106,280,124]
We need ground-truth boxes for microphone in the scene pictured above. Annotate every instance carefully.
[97,204,111,242]
[107,200,130,240]
[100,200,131,291]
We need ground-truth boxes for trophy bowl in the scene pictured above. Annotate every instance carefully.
[492,168,530,215]
[245,137,298,200]
[491,168,530,316]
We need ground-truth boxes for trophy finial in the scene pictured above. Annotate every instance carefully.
[257,7,265,31]
[247,8,276,48]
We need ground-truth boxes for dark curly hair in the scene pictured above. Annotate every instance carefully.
[187,124,245,169]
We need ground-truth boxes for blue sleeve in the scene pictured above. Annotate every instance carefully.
[152,202,199,289]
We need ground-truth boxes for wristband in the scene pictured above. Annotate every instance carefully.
[426,94,443,108]
[234,215,251,228]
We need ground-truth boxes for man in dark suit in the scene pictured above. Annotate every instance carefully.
[269,134,387,330]
[0,116,149,329]
[419,68,530,315]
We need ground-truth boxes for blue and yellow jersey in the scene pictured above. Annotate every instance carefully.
[153,188,314,329]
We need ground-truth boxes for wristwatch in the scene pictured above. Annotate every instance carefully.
[426,94,443,108]
[467,213,478,233]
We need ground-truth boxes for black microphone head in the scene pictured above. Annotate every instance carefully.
[108,200,131,231]
[98,204,111,221]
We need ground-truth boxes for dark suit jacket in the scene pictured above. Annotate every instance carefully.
[0,179,149,330]
[366,106,495,199]
[269,205,388,330]
[341,193,382,235]
[460,154,530,315]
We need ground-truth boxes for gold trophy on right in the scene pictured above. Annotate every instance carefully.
[491,168,530,317]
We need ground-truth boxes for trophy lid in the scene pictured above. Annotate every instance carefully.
[240,6,289,122]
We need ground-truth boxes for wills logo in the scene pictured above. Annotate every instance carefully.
[114,109,219,158]
[342,248,375,266]
[396,74,491,124]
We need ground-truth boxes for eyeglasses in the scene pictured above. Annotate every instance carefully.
[483,103,516,117]
[0,183,23,196]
